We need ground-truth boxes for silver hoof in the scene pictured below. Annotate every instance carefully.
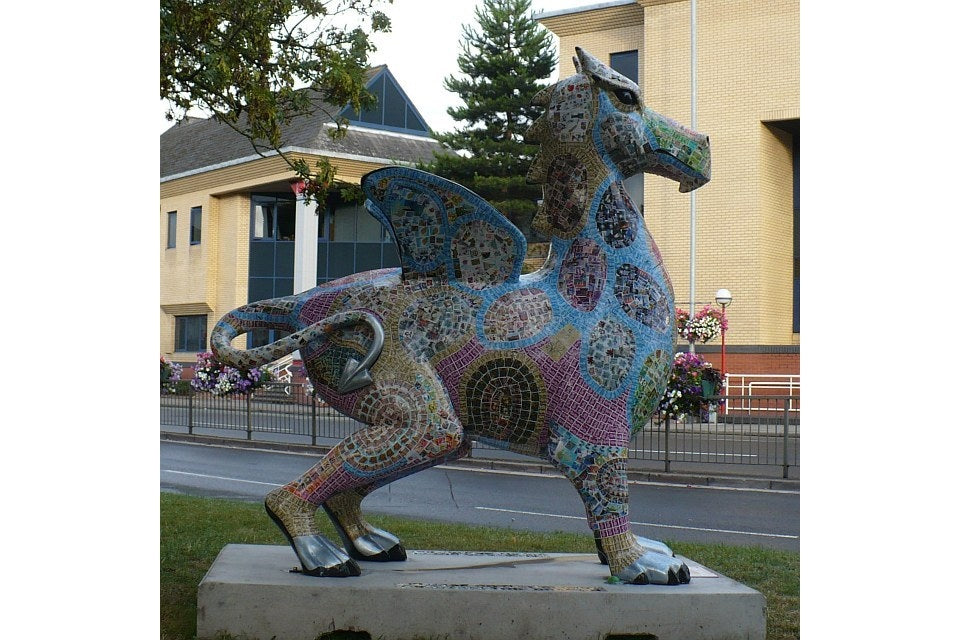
[615,549,691,585]
[349,528,407,562]
[290,534,361,577]
[323,504,408,562]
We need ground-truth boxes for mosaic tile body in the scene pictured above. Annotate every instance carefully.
[211,46,711,581]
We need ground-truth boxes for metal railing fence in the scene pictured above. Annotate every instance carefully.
[723,374,800,413]
[161,383,798,478]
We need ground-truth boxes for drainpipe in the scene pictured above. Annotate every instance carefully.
[688,0,698,354]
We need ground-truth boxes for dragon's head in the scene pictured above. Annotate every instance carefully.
[526,47,711,237]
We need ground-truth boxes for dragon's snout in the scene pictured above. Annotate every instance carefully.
[642,110,711,193]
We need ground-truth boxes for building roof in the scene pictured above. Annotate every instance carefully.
[161,66,444,180]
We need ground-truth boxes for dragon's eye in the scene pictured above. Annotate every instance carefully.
[614,89,638,106]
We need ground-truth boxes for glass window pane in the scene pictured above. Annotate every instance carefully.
[167,212,177,248]
[331,204,358,242]
[253,205,274,239]
[356,207,382,242]
[383,77,405,128]
[175,315,206,352]
[405,107,428,132]
[609,51,639,84]
[355,243,383,272]
[360,76,385,125]
[276,201,296,240]
[190,206,202,244]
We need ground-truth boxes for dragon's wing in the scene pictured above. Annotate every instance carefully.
[362,167,527,289]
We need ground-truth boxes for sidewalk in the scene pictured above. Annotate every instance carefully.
[161,426,800,493]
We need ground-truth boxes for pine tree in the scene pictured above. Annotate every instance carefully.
[425,0,556,240]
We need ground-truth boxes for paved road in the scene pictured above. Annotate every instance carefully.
[161,440,799,551]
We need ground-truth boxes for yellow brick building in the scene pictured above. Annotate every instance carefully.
[160,66,442,364]
[537,0,799,376]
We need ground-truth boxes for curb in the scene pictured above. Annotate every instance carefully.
[160,432,799,492]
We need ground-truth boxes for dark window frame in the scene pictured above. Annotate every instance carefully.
[190,206,202,245]
[609,50,639,84]
[174,315,207,353]
[166,211,177,248]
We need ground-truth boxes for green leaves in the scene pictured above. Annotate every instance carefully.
[161,0,393,208]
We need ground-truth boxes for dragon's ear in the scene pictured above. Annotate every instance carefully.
[575,46,644,108]
[572,55,581,73]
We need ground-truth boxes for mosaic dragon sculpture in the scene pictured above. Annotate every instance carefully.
[211,47,710,585]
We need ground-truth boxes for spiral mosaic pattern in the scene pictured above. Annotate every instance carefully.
[460,353,545,448]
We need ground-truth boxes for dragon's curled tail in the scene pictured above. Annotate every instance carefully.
[211,308,384,393]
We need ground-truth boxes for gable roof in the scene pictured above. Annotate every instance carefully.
[161,66,444,180]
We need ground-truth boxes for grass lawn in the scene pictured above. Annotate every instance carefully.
[160,492,798,640]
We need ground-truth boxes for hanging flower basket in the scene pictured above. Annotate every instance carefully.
[676,305,728,344]
[658,353,725,421]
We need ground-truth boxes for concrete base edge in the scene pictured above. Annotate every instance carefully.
[198,544,766,640]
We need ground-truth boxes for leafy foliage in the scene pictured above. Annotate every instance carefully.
[160,0,393,207]
[422,0,556,239]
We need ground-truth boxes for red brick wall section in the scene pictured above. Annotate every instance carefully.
[722,353,799,376]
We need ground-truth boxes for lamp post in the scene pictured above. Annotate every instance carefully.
[714,288,732,380]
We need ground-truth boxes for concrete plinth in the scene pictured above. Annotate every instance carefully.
[198,544,766,640]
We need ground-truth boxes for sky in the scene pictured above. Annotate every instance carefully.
[364,0,590,134]
[159,0,594,135]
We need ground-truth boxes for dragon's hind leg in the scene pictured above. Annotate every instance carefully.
[322,488,406,561]
[267,369,468,574]
[264,488,360,577]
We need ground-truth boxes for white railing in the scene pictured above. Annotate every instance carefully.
[723,373,800,413]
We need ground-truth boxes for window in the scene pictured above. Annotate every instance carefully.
[190,206,202,244]
[610,50,639,84]
[249,195,297,304]
[339,69,429,135]
[175,315,207,352]
[253,199,296,241]
[166,211,176,248]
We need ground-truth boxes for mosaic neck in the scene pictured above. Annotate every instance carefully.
[543,160,645,254]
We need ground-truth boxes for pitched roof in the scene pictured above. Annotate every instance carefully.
[161,67,444,180]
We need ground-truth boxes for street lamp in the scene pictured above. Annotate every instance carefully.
[714,288,732,380]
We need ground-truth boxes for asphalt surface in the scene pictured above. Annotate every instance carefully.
[161,436,800,551]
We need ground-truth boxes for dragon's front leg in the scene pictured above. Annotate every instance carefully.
[547,423,690,585]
